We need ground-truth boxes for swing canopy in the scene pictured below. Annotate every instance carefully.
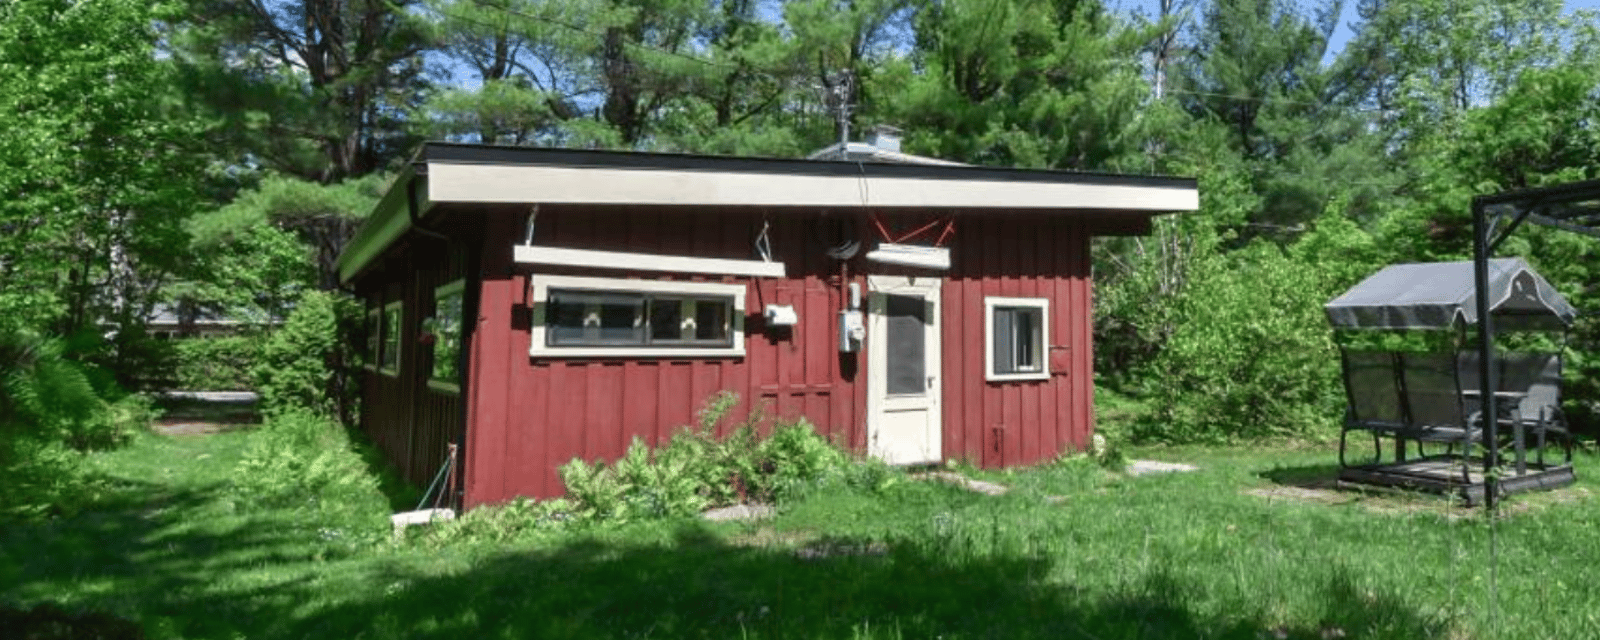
[1324,257,1576,332]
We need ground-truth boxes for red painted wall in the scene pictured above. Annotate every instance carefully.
[460,205,1096,507]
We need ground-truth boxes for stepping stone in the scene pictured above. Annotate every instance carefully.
[702,503,776,522]
[1125,460,1199,476]
[912,471,1009,496]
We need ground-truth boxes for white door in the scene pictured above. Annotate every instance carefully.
[866,275,942,465]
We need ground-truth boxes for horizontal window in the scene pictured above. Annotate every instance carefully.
[547,290,732,348]
[530,275,746,358]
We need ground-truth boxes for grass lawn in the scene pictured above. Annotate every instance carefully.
[4,430,1600,639]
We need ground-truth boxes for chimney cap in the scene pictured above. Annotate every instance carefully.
[866,124,902,152]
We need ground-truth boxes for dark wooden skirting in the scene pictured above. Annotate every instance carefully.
[1337,455,1575,505]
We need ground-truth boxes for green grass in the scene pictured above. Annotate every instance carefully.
[5,430,1600,639]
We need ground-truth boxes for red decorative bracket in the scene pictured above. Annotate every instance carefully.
[869,212,956,247]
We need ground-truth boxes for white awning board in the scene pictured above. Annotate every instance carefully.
[513,245,786,278]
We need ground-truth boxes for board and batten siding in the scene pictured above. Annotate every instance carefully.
[462,206,1096,506]
[357,236,472,496]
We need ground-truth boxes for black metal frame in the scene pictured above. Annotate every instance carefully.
[1472,179,1600,510]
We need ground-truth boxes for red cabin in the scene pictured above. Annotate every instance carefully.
[338,143,1198,509]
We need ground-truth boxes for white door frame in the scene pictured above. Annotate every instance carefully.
[865,275,942,465]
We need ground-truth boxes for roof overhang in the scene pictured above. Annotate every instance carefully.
[337,143,1200,284]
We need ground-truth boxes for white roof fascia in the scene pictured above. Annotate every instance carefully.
[425,162,1199,212]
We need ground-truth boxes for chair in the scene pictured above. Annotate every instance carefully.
[1337,350,1406,467]
[1497,351,1572,468]
[1397,352,1480,448]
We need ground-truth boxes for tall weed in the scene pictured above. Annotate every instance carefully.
[228,408,387,550]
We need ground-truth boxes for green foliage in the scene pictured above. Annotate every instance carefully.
[1134,239,1343,442]
[230,409,377,508]
[0,0,204,337]
[253,290,364,421]
[554,392,891,524]
[0,330,155,521]
[173,336,263,391]
[1,333,152,452]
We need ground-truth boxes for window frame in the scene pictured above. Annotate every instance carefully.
[984,296,1049,382]
[379,300,403,376]
[364,307,380,371]
[427,280,466,393]
[529,274,747,358]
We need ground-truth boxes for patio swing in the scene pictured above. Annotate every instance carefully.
[1323,178,1600,507]
[1325,258,1577,504]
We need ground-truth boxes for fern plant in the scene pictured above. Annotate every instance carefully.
[0,330,130,450]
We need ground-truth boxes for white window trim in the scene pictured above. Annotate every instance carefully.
[380,301,403,377]
[985,296,1050,382]
[427,280,466,393]
[529,274,747,358]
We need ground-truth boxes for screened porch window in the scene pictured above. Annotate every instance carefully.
[986,297,1048,381]
[530,275,747,358]
[547,291,733,347]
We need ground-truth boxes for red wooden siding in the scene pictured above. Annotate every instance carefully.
[941,214,1093,468]
[355,235,472,499]
[459,206,1097,507]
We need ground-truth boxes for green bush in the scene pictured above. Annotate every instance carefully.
[173,335,261,390]
[0,438,97,521]
[253,290,362,421]
[230,408,378,510]
[0,330,154,521]
[228,408,388,554]
[1133,240,1344,442]
[553,392,893,524]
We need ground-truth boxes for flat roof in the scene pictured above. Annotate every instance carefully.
[338,143,1200,283]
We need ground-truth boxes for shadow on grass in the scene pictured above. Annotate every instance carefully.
[1259,462,1343,488]
[0,473,371,640]
[287,524,1448,640]
[2,471,1450,639]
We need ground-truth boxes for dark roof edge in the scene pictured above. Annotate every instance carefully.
[337,162,419,284]
[418,142,1198,190]
[1473,178,1600,207]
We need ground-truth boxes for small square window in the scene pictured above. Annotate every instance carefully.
[986,297,1048,381]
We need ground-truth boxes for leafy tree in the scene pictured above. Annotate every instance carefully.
[181,174,383,298]
[0,0,205,337]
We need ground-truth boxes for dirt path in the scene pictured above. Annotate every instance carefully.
[150,391,261,436]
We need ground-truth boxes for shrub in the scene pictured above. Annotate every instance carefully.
[227,408,388,553]
[554,392,891,524]
[0,438,97,521]
[1133,240,1343,442]
[0,330,153,521]
[173,335,261,391]
[253,290,362,421]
